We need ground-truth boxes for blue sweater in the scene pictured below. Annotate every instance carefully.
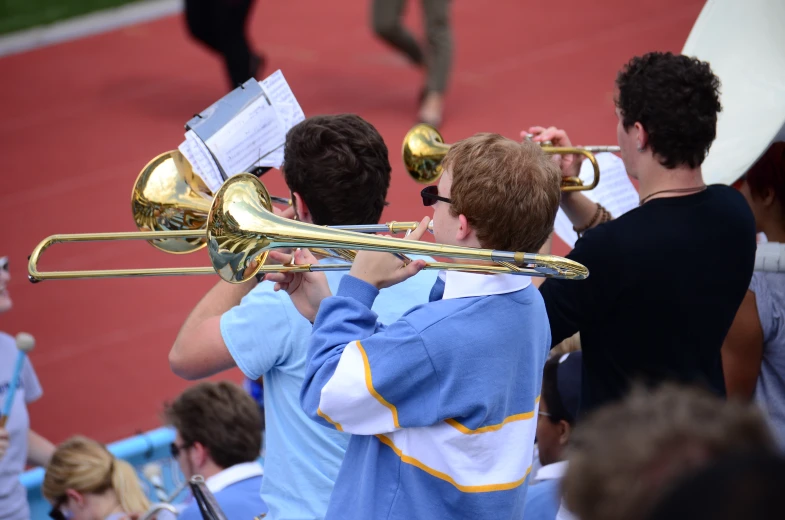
[300,272,550,520]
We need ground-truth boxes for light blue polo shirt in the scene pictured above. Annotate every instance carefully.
[220,256,437,520]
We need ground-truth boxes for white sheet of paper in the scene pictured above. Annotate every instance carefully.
[553,153,639,248]
[205,94,287,177]
[260,70,306,124]
[178,130,225,194]
[252,101,293,168]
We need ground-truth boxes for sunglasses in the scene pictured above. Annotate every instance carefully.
[0,257,7,272]
[420,186,452,207]
[170,441,191,458]
[48,498,71,520]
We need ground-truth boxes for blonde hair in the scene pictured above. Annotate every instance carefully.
[42,436,150,514]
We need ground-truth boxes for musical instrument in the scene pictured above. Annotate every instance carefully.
[29,150,434,281]
[0,333,35,428]
[132,150,291,255]
[206,174,589,283]
[402,123,620,191]
[683,0,785,186]
[27,219,432,282]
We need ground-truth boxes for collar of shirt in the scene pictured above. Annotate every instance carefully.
[439,270,531,300]
[534,460,569,482]
[205,461,264,494]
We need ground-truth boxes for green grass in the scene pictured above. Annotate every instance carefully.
[0,0,143,35]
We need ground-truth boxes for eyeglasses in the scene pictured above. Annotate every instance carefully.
[170,441,191,458]
[420,185,451,207]
[48,498,71,520]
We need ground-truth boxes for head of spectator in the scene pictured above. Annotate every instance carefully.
[561,383,776,520]
[537,351,582,467]
[43,436,150,520]
[164,381,262,481]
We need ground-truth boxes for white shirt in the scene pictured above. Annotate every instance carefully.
[439,270,532,300]
[205,461,264,493]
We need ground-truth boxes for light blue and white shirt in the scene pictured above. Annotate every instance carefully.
[220,256,437,520]
[301,270,551,520]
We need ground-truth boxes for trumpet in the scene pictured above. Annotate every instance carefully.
[402,123,620,191]
[205,174,588,283]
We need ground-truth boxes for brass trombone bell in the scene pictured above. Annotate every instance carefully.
[132,150,294,255]
[206,174,589,283]
[402,124,621,191]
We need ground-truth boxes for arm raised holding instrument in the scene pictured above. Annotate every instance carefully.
[168,205,296,380]
[525,126,613,239]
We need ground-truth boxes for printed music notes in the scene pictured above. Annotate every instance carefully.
[178,70,305,193]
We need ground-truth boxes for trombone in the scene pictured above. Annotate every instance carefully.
[401,123,620,191]
[131,149,291,255]
[205,174,588,283]
[27,151,430,282]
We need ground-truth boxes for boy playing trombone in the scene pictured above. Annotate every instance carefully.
[267,133,563,519]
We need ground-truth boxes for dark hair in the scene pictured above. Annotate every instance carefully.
[562,384,776,520]
[615,52,722,169]
[164,381,262,469]
[281,114,391,226]
[646,453,785,520]
[745,141,785,218]
[542,356,572,425]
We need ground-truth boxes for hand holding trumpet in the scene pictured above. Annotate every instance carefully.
[524,126,583,182]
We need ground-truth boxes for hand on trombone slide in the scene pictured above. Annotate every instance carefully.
[264,216,432,322]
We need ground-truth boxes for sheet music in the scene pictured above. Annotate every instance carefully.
[178,130,225,193]
[205,94,287,177]
[260,70,306,123]
[176,69,305,186]
[553,153,640,248]
[252,101,293,168]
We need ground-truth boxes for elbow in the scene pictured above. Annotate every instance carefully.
[169,341,201,381]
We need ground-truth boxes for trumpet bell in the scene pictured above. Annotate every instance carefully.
[131,150,213,254]
[402,123,450,184]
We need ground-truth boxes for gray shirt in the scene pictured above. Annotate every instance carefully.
[750,271,785,449]
[0,332,43,520]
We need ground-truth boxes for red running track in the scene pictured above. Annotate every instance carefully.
[0,0,706,444]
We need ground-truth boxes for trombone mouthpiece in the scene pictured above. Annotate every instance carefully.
[15,332,35,353]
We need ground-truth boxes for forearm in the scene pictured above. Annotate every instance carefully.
[27,430,55,467]
[560,192,609,232]
[301,276,385,425]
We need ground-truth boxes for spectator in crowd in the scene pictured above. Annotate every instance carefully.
[722,141,785,448]
[164,381,267,520]
[524,351,582,520]
[560,384,777,520]
[42,436,149,520]
[0,254,55,520]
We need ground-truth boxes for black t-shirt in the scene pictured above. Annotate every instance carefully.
[540,185,757,415]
